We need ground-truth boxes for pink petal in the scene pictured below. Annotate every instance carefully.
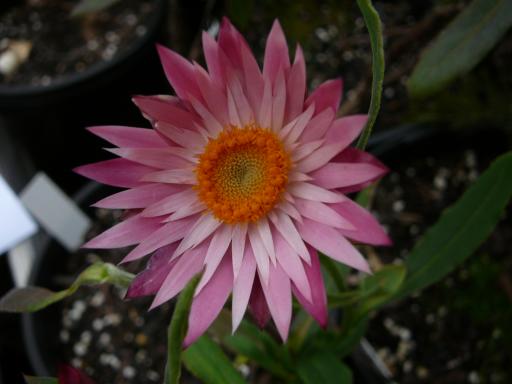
[156,44,203,102]
[268,211,309,262]
[151,240,208,309]
[126,243,179,298]
[164,200,205,221]
[259,262,292,341]
[310,162,387,190]
[292,247,328,327]
[141,168,195,184]
[83,214,163,249]
[122,216,197,262]
[196,224,233,293]
[132,95,200,131]
[300,107,336,143]
[330,200,392,246]
[285,44,306,123]
[174,214,222,257]
[107,148,192,169]
[239,36,264,118]
[218,18,242,65]
[248,223,270,285]
[188,94,224,137]
[258,77,272,129]
[332,148,389,194]
[73,158,153,188]
[58,364,95,384]
[141,188,198,217]
[256,217,276,265]
[276,200,302,222]
[324,114,368,152]
[291,140,324,162]
[274,230,312,302]
[87,125,167,148]
[288,182,346,203]
[249,276,270,328]
[229,74,254,126]
[294,198,355,230]
[263,20,290,85]
[155,122,206,150]
[279,103,315,145]
[231,222,248,278]
[184,255,233,347]
[92,184,183,209]
[297,218,371,273]
[202,32,224,86]
[271,69,286,132]
[227,86,243,127]
[305,79,343,114]
[232,246,256,332]
[295,143,343,173]
[193,63,229,125]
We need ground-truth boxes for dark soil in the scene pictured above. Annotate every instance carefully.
[0,0,156,87]
[366,130,512,384]
[55,208,172,384]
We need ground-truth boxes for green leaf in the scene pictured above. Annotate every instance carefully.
[0,262,134,313]
[355,0,385,150]
[328,265,406,313]
[182,336,246,384]
[408,0,512,97]
[297,352,353,384]
[23,376,58,384]
[355,264,406,317]
[397,151,512,299]
[224,320,294,379]
[71,0,121,16]
[165,274,201,384]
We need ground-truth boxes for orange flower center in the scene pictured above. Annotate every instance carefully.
[196,125,291,224]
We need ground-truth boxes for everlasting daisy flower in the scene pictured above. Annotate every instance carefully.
[75,18,391,346]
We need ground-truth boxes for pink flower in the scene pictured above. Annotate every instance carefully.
[75,18,390,345]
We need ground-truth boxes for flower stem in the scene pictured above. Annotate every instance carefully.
[355,0,385,150]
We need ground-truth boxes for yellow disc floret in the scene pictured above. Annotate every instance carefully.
[196,124,290,224]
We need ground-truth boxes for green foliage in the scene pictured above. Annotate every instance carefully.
[397,151,512,299]
[226,0,255,29]
[408,0,512,97]
[23,376,58,384]
[182,336,246,384]
[71,0,121,17]
[355,0,385,150]
[165,275,201,384]
[296,352,353,384]
[0,262,134,313]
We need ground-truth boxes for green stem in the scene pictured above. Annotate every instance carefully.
[355,0,385,150]
[165,274,202,384]
[321,256,347,292]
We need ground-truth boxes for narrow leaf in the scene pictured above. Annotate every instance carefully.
[355,264,406,317]
[0,262,134,313]
[408,0,512,97]
[182,336,246,384]
[355,0,385,150]
[24,376,58,384]
[165,274,201,384]
[297,353,353,384]
[397,151,512,299]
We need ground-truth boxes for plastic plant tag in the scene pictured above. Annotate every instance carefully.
[0,175,37,255]
[20,173,91,252]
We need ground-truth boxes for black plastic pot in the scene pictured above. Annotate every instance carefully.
[22,182,101,377]
[0,0,167,109]
[0,0,169,194]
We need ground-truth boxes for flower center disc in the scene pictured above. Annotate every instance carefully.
[196,125,291,224]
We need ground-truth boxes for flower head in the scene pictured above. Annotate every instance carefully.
[75,18,390,345]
